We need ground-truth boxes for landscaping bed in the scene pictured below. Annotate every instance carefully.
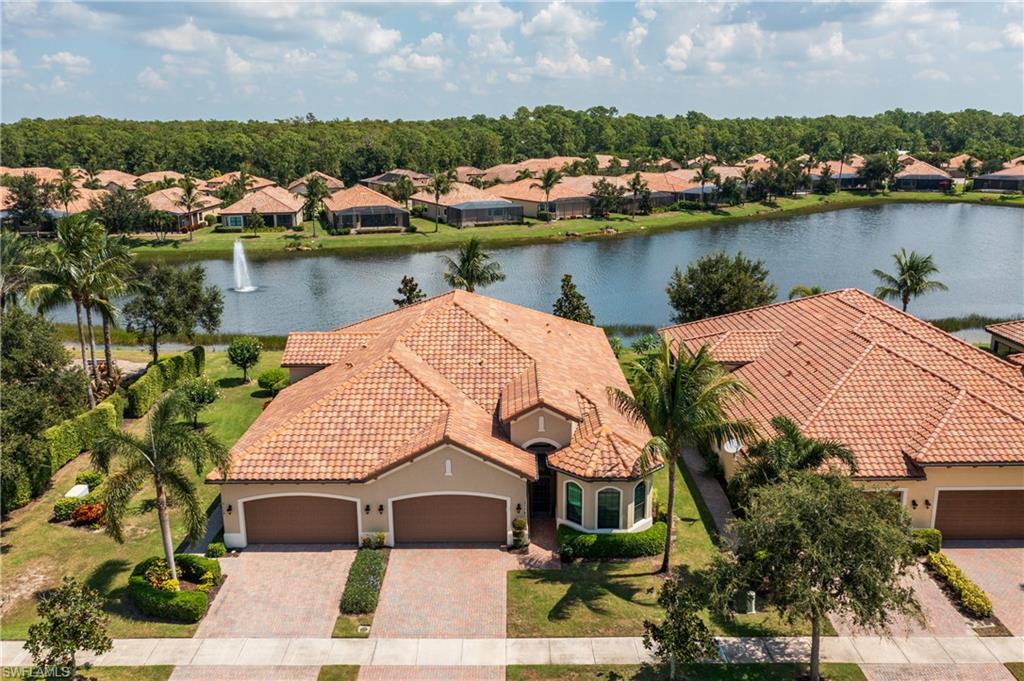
[506,663,867,681]
[335,542,390,638]
[127,554,223,623]
[557,521,666,560]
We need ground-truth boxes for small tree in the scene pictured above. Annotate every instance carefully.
[90,186,153,234]
[590,178,627,216]
[302,175,329,237]
[176,374,220,427]
[25,577,112,681]
[552,273,595,325]
[394,275,426,308]
[247,208,266,237]
[643,579,718,680]
[666,251,777,323]
[228,336,262,382]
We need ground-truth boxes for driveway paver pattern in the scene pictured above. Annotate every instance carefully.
[196,544,355,638]
[357,666,504,681]
[860,664,1015,681]
[944,540,1024,636]
[169,666,321,681]
[371,547,516,638]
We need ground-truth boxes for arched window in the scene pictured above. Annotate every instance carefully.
[565,482,583,525]
[633,481,646,522]
[597,488,621,530]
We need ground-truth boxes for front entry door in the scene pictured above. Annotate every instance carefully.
[528,445,556,517]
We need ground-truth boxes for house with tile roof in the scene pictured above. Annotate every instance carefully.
[212,291,658,548]
[205,171,277,194]
[219,185,304,229]
[136,170,185,186]
[322,185,409,233]
[361,169,432,193]
[893,159,952,191]
[411,182,523,227]
[972,165,1024,193]
[94,169,141,191]
[483,177,594,219]
[287,170,345,196]
[987,320,1024,358]
[145,186,221,230]
[661,289,1024,540]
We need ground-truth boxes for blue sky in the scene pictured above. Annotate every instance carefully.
[2,1,1021,122]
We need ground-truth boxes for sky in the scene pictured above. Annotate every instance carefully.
[1,1,1022,122]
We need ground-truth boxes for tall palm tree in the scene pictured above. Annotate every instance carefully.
[515,168,535,181]
[93,393,229,586]
[727,416,856,509]
[873,249,948,312]
[530,168,563,220]
[440,237,505,293]
[836,151,852,191]
[301,175,329,238]
[0,231,38,311]
[961,157,978,180]
[427,170,456,233]
[53,166,81,216]
[90,233,134,375]
[740,166,756,203]
[391,175,416,207]
[175,175,202,241]
[788,284,824,299]
[801,154,817,191]
[608,340,756,573]
[694,161,721,209]
[626,172,648,218]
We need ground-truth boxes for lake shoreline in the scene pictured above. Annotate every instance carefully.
[129,192,1024,263]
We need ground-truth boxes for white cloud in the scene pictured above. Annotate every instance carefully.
[137,66,168,90]
[455,3,520,31]
[533,39,612,78]
[379,45,444,77]
[704,22,764,55]
[807,32,859,61]
[443,81,458,93]
[468,32,516,60]
[47,75,69,92]
[636,2,657,22]
[2,49,24,78]
[522,2,600,39]
[140,18,217,53]
[915,68,950,82]
[664,34,693,72]
[1005,22,1024,47]
[224,47,269,79]
[420,32,446,51]
[315,11,401,54]
[870,2,960,33]
[41,51,91,73]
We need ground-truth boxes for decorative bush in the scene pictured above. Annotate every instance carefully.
[205,542,226,558]
[75,469,104,488]
[256,368,289,395]
[928,551,993,618]
[53,489,104,522]
[71,503,106,527]
[557,521,667,560]
[176,374,220,425]
[127,555,219,623]
[340,548,390,614]
[175,553,222,583]
[512,517,528,549]
[911,528,942,556]
[126,347,205,418]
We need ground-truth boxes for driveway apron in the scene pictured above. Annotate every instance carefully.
[943,540,1024,636]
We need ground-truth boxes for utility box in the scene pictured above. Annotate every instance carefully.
[65,484,89,498]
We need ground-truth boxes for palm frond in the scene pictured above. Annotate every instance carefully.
[161,467,206,545]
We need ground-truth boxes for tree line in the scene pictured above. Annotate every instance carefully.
[3,107,1021,185]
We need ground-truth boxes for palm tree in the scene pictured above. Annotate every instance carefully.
[93,393,229,586]
[873,249,948,312]
[440,237,505,293]
[302,175,329,238]
[727,415,856,509]
[801,154,817,191]
[530,168,563,220]
[53,166,80,216]
[626,172,648,218]
[515,168,535,181]
[740,166,756,203]
[391,175,416,207]
[961,157,978,180]
[608,340,756,573]
[0,231,38,311]
[175,175,202,241]
[90,233,134,375]
[788,284,824,299]
[836,151,852,191]
[427,170,456,233]
[694,161,720,209]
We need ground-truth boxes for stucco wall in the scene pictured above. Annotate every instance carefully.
[219,444,529,548]
[554,471,653,533]
[509,408,574,449]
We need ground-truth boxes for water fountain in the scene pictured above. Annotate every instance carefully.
[232,240,257,293]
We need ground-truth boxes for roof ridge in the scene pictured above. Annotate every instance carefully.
[450,297,536,363]
[331,290,456,332]
[915,389,965,462]
[388,346,454,412]
[802,337,876,432]
[659,289,860,333]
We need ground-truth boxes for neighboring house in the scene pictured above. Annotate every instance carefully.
[322,185,409,232]
[661,289,1024,540]
[0,166,83,185]
[811,159,866,189]
[287,171,345,196]
[741,153,772,171]
[212,291,658,548]
[205,171,277,193]
[892,159,952,191]
[944,153,980,179]
[455,166,485,183]
[987,320,1024,356]
[410,182,523,227]
[483,177,593,219]
[136,170,185,186]
[1005,155,1024,167]
[219,186,304,228]
[94,169,141,191]
[972,166,1024,193]
[145,187,221,230]
[634,172,698,206]
[1,185,107,232]
[361,169,432,193]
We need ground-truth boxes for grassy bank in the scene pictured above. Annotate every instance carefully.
[52,323,289,351]
[127,191,1023,262]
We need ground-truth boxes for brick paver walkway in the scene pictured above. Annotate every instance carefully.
[169,665,321,680]
[861,663,1015,681]
[358,666,505,680]
[680,447,734,542]
[372,548,515,638]
[196,545,355,638]
[944,541,1024,635]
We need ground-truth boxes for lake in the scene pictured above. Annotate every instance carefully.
[54,203,1024,335]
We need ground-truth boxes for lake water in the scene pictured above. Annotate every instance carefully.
[54,203,1024,335]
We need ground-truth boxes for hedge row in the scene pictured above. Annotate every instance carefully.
[340,548,390,614]
[42,392,126,477]
[927,551,993,619]
[127,554,221,623]
[557,522,667,560]
[911,528,942,556]
[126,346,205,418]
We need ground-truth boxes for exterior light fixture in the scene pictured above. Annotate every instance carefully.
[516,503,523,514]
[911,499,918,509]
[924,499,932,509]
[364,504,371,515]
[225,504,233,515]
[378,504,385,515]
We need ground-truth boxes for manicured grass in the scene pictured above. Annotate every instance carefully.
[0,667,174,681]
[54,323,289,351]
[317,666,361,681]
[0,351,282,639]
[506,663,867,681]
[333,613,373,638]
[126,191,1023,262]
[1005,662,1024,681]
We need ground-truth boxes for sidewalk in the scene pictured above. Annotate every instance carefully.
[3,636,1021,668]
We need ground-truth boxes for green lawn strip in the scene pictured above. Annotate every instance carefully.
[126,192,1023,262]
[0,351,282,640]
[53,323,290,351]
[317,666,361,681]
[0,666,174,681]
[506,663,866,681]
[332,614,372,638]
[1005,662,1024,681]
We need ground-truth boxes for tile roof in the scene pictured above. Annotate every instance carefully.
[145,187,221,214]
[362,169,432,185]
[945,154,979,170]
[411,182,515,208]
[322,185,405,212]
[0,166,81,184]
[896,159,951,179]
[483,177,593,203]
[978,166,1024,179]
[205,171,276,191]
[661,289,1024,479]
[50,187,108,215]
[987,320,1024,347]
[287,171,345,192]
[222,291,653,483]
[220,185,304,215]
[95,169,140,188]
[137,170,185,184]
[1008,354,1024,366]
[455,166,484,182]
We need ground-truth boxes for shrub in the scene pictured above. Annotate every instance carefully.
[74,470,104,488]
[257,368,289,395]
[176,374,220,426]
[42,422,82,475]
[175,553,221,583]
[411,204,426,218]
[340,548,390,614]
[557,521,667,559]
[126,347,205,418]
[537,210,553,222]
[928,552,993,618]
[205,542,226,558]
[53,489,103,522]
[512,517,528,549]
[126,555,218,623]
[71,503,105,527]
[911,528,942,556]
[227,337,262,382]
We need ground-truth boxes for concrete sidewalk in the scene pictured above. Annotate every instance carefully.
[2,636,1021,668]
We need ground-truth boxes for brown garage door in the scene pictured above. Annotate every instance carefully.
[244,496,358,544]
[934,490,1024,540]
[392,495,506,544]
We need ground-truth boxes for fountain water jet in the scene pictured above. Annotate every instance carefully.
[232,240,257,293]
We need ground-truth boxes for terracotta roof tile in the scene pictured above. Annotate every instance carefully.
[987,320,1024,347]
[221,185,304,215]
[137,170,185,184]
[206,171,276,191]
[896,159,951,179]
[145,187,221,214]
[287,171,345,192]
[411,182,515,208]
[323,185,404,212]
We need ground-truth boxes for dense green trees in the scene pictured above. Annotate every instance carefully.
[666,251,777,323]
[552,273,595,325]
[2,108,1019,185]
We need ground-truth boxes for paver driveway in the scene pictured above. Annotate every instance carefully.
[860,663,1015,681]
[196,544,355,638]
[371,547,516,639]
[944,540,1024,635]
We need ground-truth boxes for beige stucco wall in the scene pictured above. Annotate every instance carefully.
[219,444,529,548]
[554,471,653,532]
[509,408,574,449]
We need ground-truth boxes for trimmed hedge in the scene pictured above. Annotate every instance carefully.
[127,554,220,623]
[340,548,389,614]
[126,347,205,418]
[42,393,125,477]
[557,521,667,559]
[53,489,104,521]
[912,528,942,556]
[928,551,993,618]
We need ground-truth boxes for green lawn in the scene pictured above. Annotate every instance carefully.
[317,666,361,681]
[0,350,282,640]
[333,613,372,638]
[126,191,1023,262]
[1006,662,1024,681]
[506,663,867,681]
[1,666,173,681]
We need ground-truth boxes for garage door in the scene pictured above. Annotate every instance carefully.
[934,490,1024,540]
[244,496,358,544]
[392,495,506,544]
